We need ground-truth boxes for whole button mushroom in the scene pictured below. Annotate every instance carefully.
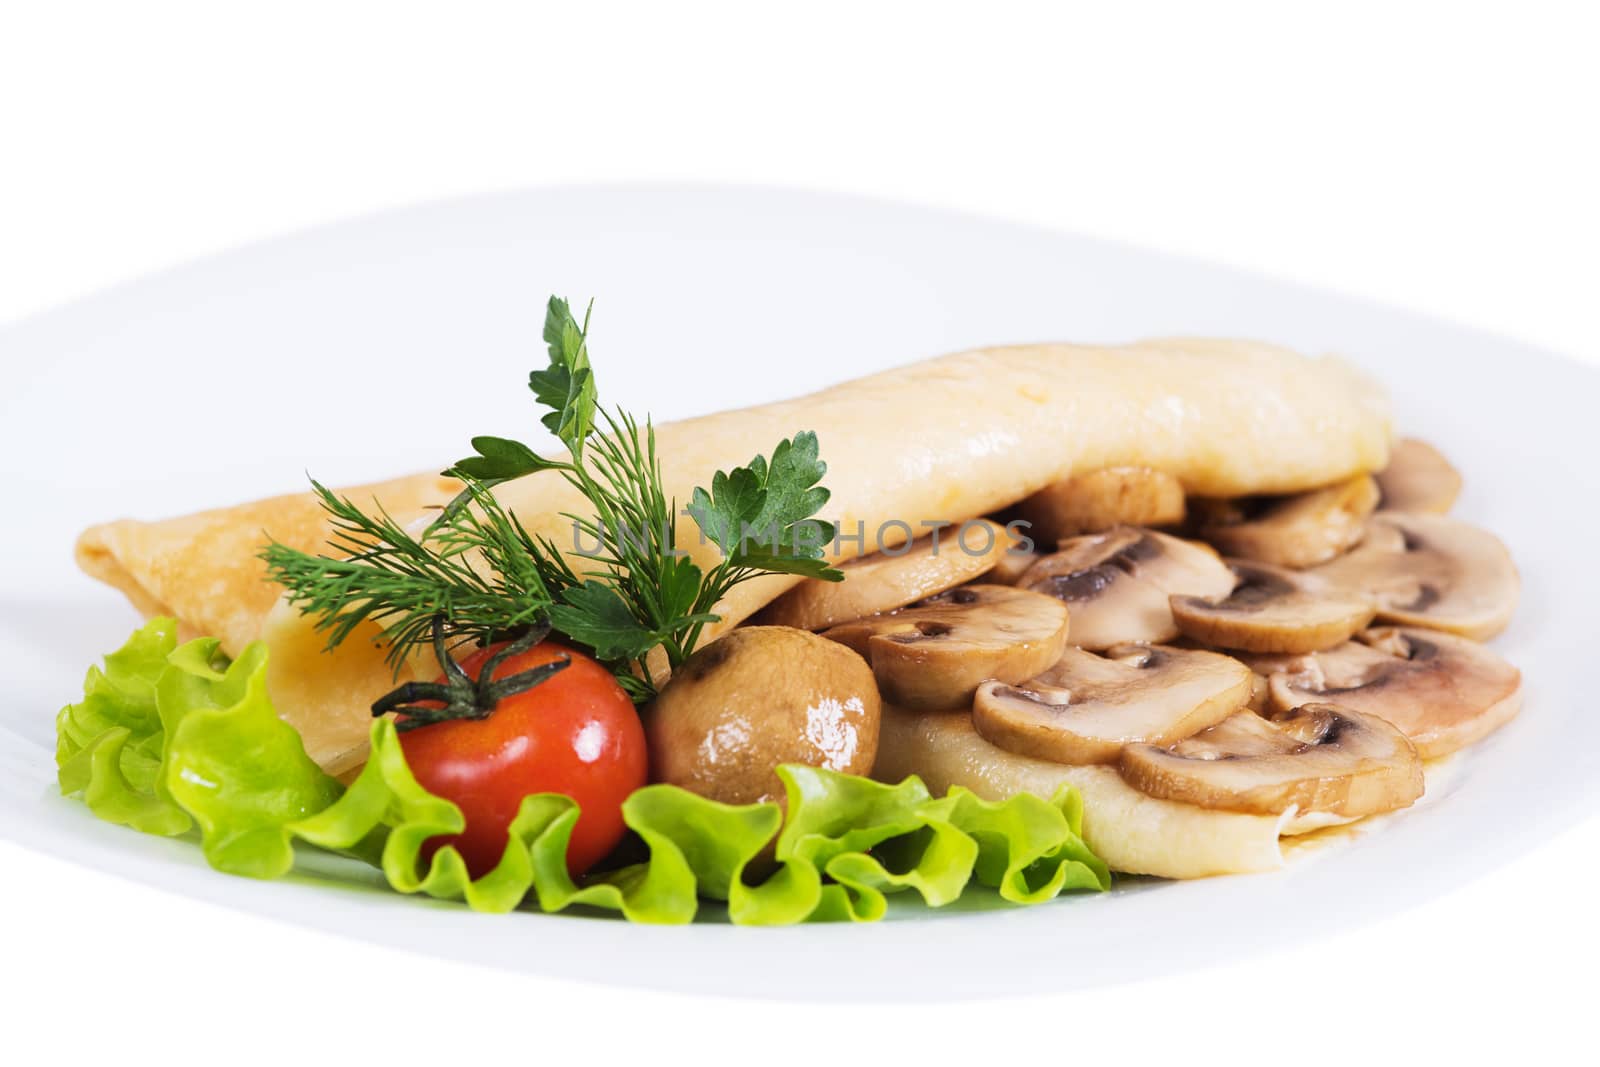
[644,626,882,805]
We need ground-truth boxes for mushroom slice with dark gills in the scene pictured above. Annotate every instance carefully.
[1193,474,1380,569]
[1254,626,1523,758]
[1119,703,1424,818]
[1013,467,1186,543]
[1376,437,1463,515]
[1170,560,1376,654]
[1019,526,1234,650]
[758,519,1009,631]
[821,584,1070,711]
[971,643,1252,764]
[1309,512,1519,641]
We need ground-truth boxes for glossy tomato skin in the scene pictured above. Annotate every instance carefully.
[398,641,646,880]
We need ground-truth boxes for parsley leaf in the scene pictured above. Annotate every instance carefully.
[450,435,563,483]
[656,554,706,623]
[749,432,833,540]
[529,296,597,457]
[687,431,840,572]
[686,467,764,556]
[546,581,661,662]
[735,547,842,580]
[436,436,564,526]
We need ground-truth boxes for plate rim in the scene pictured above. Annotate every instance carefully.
[2,181,1592,1001]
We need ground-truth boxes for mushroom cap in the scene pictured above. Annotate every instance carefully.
[1376,437,1462,514]
[1195,474,1380,569]
[1019,526,1235,649]
[644,626,882,805]
[1260,626,1523,758]
[821,584,1071,711]
[1170,559,1377,654]
[1014,466,1186,542]
[1311,512,1519,641]
[1119,703,1424,817]
[757,519,1009,631]
[972,643,1253,764]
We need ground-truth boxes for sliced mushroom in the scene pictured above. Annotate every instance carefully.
[1246,671,1272,713]
[1310,512,1519,640]
[1120,703,1424,817]
[1019,526,1234,649]
[821,584,1071,711]
[758,519,1008,631]
[1377,437,1462,514]
[1257,626,1523,758]
[972,644,1252,764]
[1158,707,1306,757]
[1013,467,1186,542]
[1170,560,1376,654]
[1195,474,1380,569]
[1123,708,1384,835]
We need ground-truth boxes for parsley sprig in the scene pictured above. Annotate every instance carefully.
[262,296,842,701]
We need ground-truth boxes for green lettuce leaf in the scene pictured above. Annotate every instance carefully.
[288,722,1108,923]
[57,620,1110,923]
[293,718,782,920]
[55,617,189,834]
[159,638,343,878]
[57,620,344,875]
[922,785,1110,903]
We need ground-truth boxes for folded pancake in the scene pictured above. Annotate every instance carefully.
[77,472,462,656]
[78,338,1391,853]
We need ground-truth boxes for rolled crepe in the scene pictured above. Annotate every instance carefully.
[78,472,462,656]
[78,338,1390,781]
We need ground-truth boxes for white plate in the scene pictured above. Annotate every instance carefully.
[2,185,1592,1001]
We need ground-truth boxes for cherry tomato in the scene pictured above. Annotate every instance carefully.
[398,641,646,879]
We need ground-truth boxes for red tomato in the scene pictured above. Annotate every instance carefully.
[398,641,646,879]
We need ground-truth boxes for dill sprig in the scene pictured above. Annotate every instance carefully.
[261,296,841,702]
[260,478,572,671]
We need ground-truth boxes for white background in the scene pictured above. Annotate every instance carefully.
[3,1,1595,1061]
